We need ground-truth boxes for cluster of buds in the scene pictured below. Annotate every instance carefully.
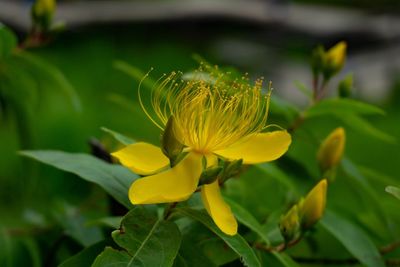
[279,179,328,243]
[31,0,56,33]
[311,41,347,82]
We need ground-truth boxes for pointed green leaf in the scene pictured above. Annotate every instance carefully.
[259,251,300,267]
[177,208,261,267]
[87,216,122,229]
[20,151,137,208]
[0,24,17,59]
[320,210,385,267]
[272,252,300,267]
[225,198,270,245]
[336,114,395,143]
[113,60,156,91]
[386,186,400,200]
[59,241,109,267]
[14,51,81,111]
[92,247,131,267]
[93,207,181,267]
[101,127,135,145]
[306,98,384,117]
[342,158,390,224]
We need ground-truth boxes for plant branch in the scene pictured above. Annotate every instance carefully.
[380,240,400,255]
[164,202,178,220]
[254,237,302,253]
[292,256,358,265]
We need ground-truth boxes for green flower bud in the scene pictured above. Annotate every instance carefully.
[161,116,184,166]
[338,74,353,98]
[199,166,223,186]
[279,205,301,243]
[31,0,56,32]
[317,127,346,173]
[219,159,243,184]
[279,179,328,242]
[299,179,328,229]
[311,45,325,77]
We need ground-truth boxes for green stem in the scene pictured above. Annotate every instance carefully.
[164,202,178,220]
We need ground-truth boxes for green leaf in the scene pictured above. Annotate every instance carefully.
[259,251,300,267]
[341,158,390,225]
[320,210,385,267]
[256,163,297,192]
[87,216,122,229]
[92,247,131,267]
[177,208,261,267]
[305,98,384,117]
[113,60,156,91]
[58,241,109,267]
[271,252,300,267]
[294,81,312,98]
[0,24,17,59]
[269,96,300,123]
[173,238,217,267]
[20,151,137,208]
[101,127,135,145]
[224,198,270,245]
[13,51,82,111]
[21,238,41,267]
[335,113,395,143]
[386,186,400,200]
[93,207,182,267]
[54,202,103,246]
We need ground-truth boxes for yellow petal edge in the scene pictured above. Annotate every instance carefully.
[129,152,203,204]
[201,181,238,236]
[112,142,169,176]
[215,131,292,164]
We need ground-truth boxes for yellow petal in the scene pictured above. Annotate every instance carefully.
[201,181,237,235]
[215,131,291,164]
[111,142,169,176]
[129,152,203,204]
[205,154,218,167]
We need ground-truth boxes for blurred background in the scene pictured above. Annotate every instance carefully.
[0,0,399,266]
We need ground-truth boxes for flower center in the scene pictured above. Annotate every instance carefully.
[139,66,271,152]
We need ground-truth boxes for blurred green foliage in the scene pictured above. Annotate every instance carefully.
[1,10,400,267]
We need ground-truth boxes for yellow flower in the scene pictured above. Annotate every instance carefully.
[299,179,328,228]
[112,67,292,235]
[317,127,346,172]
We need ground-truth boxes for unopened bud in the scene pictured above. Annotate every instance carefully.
[161,116,184,166]
[317,127,346,173]
[338,74,353,98]
[311,45,325,77]
[279,205,301,243]
[299,179,328,229]
[31,0,56,32]
[199,166,223,186]
[323,41,347,80]
[219,159,243,184]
